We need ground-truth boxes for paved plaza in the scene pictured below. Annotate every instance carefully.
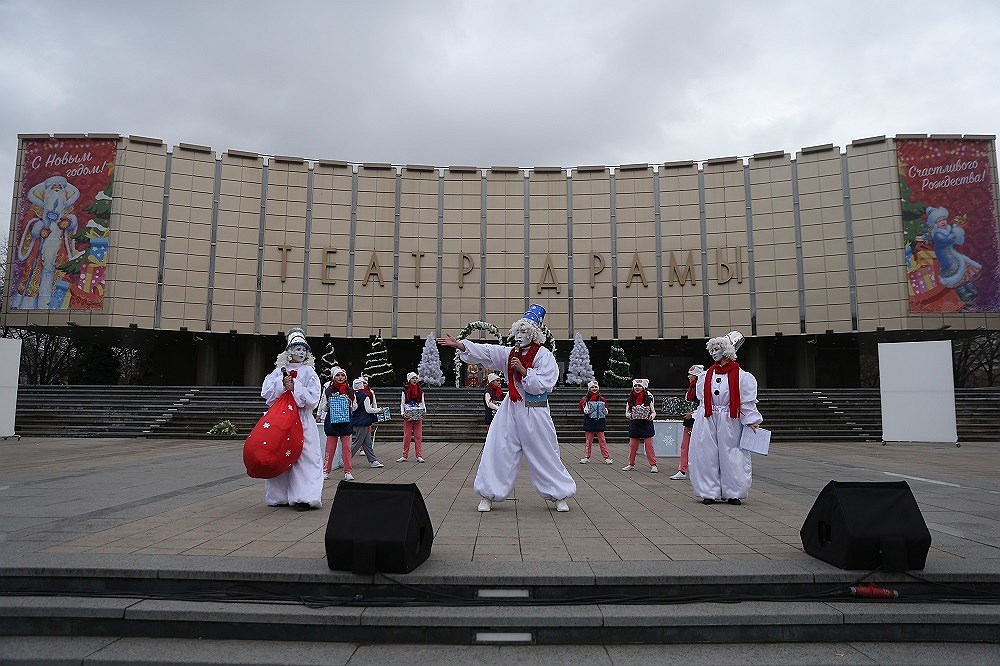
[1,435,998,565]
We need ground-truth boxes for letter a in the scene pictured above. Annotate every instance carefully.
[537,254,561,294]
[362,251,384,287]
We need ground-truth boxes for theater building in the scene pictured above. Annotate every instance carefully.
[3,132,999,387]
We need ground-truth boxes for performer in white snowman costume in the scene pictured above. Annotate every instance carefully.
[688,331,763,506]
[260,327,323,510]
[438,304,577,513]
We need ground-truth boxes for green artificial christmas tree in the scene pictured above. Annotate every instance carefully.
[363,334,396,386]
[603,342,632,387]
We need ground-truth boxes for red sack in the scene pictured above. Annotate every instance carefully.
[243,381,305,479]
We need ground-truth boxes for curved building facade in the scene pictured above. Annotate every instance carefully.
[4,132,999,387]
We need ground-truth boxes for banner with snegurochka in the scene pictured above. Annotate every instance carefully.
[10,137,116,311]
[898,138,1000,313]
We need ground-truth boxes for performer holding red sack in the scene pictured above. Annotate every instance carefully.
[261,328,323,511]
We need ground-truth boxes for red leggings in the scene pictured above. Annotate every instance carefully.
[584,431,610,459]
[324,435,352,474]
[628,437,656,466]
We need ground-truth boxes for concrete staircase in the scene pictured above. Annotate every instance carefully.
[13,385,1000,443]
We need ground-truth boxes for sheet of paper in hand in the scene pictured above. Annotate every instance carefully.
[739,427,771,455]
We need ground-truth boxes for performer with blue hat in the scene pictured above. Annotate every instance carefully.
[439,304,577,512]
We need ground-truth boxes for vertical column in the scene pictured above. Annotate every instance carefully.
[614,165,656,340]
[697,167,710,336]
[528,168,568,338]
[261,156,308,335]
[306,161,351,337]
[748,152,798,336]
[441,167,483,335]
[154,150,172,329]
[791,158,807,332]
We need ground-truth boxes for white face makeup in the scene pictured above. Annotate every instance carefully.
[288,346,307,363]
[708,343,726,361]
[513,329,534,348]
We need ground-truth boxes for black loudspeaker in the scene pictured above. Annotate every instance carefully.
[325,481,433,574]
[800,481,931,571]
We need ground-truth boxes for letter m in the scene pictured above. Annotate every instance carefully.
[668,250,697,286]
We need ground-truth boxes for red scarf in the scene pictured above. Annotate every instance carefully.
[579,391,605,411]
[703,360,740,419]
[360,386,374,401]
[628,389,649,408]
[405,382,423,403]
[328,380,353,399]
[487,383,505,401]
[507,343,541,402]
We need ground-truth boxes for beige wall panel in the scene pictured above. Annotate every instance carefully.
[351,168,396,337]
[209,155,263,335]
[399,169,441,336]
[158,148,215,331]
[702,162,751,336]
[306,166,352,336]
[260,160,308,335]
[440,170,484,335]
[571,170,614,337]
[658,166,705,338]
[528,171,569,337]
[615,169,656,339]
[483,172,526,328]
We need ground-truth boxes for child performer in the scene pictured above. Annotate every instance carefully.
[317,366,356,481]
[350,377,385,468]
[670,364,704,480]
[484,373,504,424]
[578,380,612,464]
[397,372,427,462]
[622,378,657,473]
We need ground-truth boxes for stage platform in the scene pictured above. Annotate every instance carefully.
[1,435,999,662]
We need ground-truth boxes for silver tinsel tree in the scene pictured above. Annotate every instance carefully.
[363,334,396,386]
[417,333,445,386]
[565,332,595,385]
[319,341,339,382]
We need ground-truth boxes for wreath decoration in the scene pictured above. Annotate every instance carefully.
[452,320,557,387]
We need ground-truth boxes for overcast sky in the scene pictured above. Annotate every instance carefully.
[2,0,999,248]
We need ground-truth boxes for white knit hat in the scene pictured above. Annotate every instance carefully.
[587,380,599,391]
[487,373,500,384]
[331,366,346,378]
[285,327,309,352]
[352,377,366,391]
[407,372,418,382]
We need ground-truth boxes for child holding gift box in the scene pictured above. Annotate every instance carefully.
[317,366,356,481]
[578,380,612,464]
[397,372,427,462]
[622,378,657,473]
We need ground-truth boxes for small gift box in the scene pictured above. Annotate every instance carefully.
[585,401,607,419]
[376,407,392,423]
[328,394,351,424]
[404,404,425,420]
[630,404,652,420]
[525,391,549,408]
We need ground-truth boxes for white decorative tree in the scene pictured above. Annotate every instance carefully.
[565,332,595,385]
[417,332,445,386]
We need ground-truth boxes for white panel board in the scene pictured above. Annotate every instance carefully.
[0,338,22,437]
[878,340,956,443]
